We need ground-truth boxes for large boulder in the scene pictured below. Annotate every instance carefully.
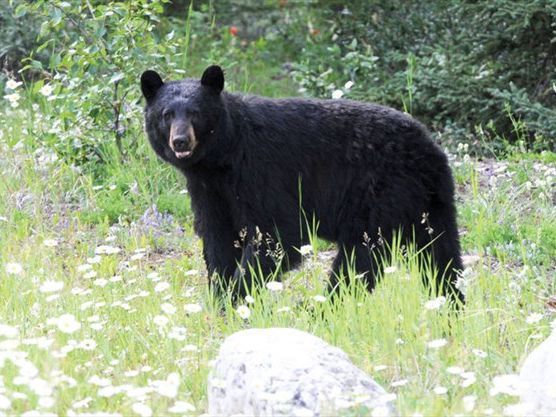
[519,328,556,415]
[208,328,396,416]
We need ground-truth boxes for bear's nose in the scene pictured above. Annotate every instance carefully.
[172,136,188,152]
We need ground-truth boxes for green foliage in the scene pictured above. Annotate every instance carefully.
[13,0,183,167]
[2,0,554,167]
[0,0,42,76]
[4,0,296,170]
[289,0,556,150]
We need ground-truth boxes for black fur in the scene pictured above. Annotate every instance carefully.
[141,66,464,304]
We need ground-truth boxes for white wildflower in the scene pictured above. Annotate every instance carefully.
[72,396,93,409]
[424,296,446,310]
[77,263,93,272]
[88,375,111,386]
[427,338,448,349]
[463,395,477,412]
[0,395,11,409]
[132,402,152,417]
[168,326,187,341]
[95,245,121,255]
[38,396,55,408]
[472,348,487,358]
[43,239,59,247]
[0,323,18,338]
[130,253,145,261]
[299,245,313,256]
[391,379,408,387]
[266,281,283,292]
[5,262,23,275]
[490,374,523,397]
[331,89,344,99]
[168,400,195,413]
[147,272,159,280]
[371,406,391,417]
[39,280,64,293]
[6,79,22,90]
[4,92,20,108]
[52,314,81,334]
[153,315,169,328]
[151,372,180,398]
[526,313,543,324]
[461,371,476,383]
[313,295,327,302]
[446,366,464,375]
[87,255,102,264]
[245,295,255,304]
[93,278,108,287]
[21,412,56,417]
[184,303,202,314]
[39,84,53,97]
[154,282,170,292]
[236,305,251,319]
[83,270,97,279]
[344,80,354,90]
[27,377,53,396]
[79,338,97,351]
[384,265,397,274]
[98,385,124,397]
[125,370,140,378]
[161,303,177,315]
[433,386,448,395]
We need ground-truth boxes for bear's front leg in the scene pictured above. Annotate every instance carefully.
[232,229,282,298]
[201,226,242,299]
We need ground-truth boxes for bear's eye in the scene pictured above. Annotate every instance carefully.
[163,110,174,122]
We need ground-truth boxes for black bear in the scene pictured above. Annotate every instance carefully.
[141,65,464,304]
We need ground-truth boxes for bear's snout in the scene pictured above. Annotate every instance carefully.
[172,136,188,152]
[169,123,197,159]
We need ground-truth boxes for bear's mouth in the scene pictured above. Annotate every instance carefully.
[174,150,192,159]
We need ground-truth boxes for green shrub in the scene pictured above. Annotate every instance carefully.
[11,0,183,168]
[0,0,42,76]
[290,0,556,150]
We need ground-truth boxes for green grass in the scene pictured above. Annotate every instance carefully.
[1,73,555,417]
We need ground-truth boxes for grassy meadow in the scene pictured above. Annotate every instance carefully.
[0,4,555,414]
[1,71,555,416]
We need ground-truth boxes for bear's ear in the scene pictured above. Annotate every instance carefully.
[141,70,164,102]
[200,65,224,93]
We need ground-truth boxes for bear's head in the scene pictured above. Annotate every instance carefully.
[140,65,225,168]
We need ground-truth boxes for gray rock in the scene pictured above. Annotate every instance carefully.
[519,328,556,416]
[208,328,396,416]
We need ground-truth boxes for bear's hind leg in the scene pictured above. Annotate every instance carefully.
[233,243,273,297]
[431,234,465,305]
[423,199,465,306]
[328,243,378,295]
[202,231,242,299]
